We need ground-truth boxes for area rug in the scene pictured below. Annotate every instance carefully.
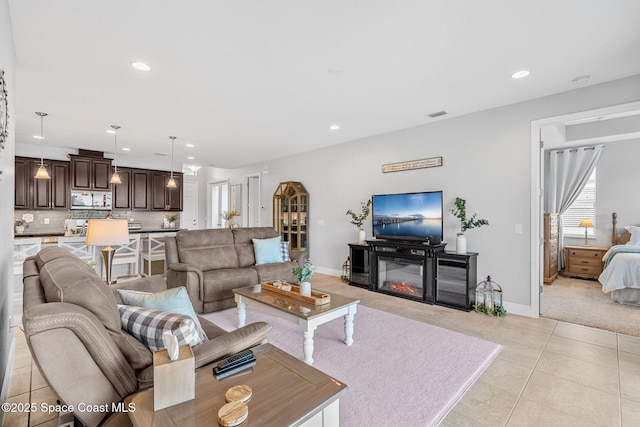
[542,276,640,337]
[202,305,501,426]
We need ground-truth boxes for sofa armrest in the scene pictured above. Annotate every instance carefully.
[166,262,205,312]
[24,303,138,426]
[191,321,271,368]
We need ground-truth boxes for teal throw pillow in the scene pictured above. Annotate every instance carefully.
[252,237,284,265]
[117,287,207,340]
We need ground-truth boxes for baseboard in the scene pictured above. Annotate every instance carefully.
[314,267,341,277]
[502,301,533,318]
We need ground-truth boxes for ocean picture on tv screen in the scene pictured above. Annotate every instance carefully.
[372,191,443,240]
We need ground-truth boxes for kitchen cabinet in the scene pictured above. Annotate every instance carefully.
[15,157,69,210]
[151,171,183,211]
[131,170,151,210]
[112,168,131,210]
[69,154,112,190]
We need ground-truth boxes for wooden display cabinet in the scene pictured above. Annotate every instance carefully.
[273,181,309,254]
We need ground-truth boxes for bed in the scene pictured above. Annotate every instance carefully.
[598,213,640,306]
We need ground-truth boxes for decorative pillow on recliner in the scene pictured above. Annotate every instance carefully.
[252,237,284,265]
[118,305,203,352]
[280,241,291,262]
[117,287,207,340]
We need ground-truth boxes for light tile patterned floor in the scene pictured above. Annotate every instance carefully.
[5,273,640,426]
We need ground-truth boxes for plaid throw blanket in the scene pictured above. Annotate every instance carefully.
[603,245,640,268]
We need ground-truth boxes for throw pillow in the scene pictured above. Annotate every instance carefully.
[624,225,640,245]
[252,236,283,265]
[118,305,203,352]
[280,241,291,262]
[117,287,207,340]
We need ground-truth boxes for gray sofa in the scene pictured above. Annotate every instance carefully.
[165,227,305,313]
[22,246,271,427]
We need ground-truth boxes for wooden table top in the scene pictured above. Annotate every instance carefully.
[233,285,359,321]
[125,344,347,427]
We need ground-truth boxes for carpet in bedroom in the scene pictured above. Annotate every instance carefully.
[202,304,501,427]
[542,276,640,337]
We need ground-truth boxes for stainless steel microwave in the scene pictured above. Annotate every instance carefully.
[70,191,112,210]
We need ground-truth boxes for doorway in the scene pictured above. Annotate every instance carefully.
[530,100,640,318]
[208,180,229,228]
[246,174,261,228]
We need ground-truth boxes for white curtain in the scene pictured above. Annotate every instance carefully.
[545,144,604,269]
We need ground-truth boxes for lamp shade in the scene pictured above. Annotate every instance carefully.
[579,219,594,228]
[85,219,129,246]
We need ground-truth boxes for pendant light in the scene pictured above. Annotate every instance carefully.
[167,136,177,188]
[34,112,50,179]
[109,125,122,184]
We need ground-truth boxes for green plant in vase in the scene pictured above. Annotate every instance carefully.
[291,258,315,296]
[346,199,372,241]
[450,197,488,254]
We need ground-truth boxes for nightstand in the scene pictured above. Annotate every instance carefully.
[563,246,608,280]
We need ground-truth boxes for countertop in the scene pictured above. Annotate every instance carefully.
[14,229,182,240]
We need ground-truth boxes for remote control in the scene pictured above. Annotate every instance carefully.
[214,354,256,376]
[214,360,256,380]
[214,350,254,373]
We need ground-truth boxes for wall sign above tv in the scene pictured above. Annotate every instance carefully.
[381,156,443,173]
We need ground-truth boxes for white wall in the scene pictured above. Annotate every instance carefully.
[210,75,640,314]
[0,0,16,416]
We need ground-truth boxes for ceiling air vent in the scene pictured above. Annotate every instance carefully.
[427,111,447,118]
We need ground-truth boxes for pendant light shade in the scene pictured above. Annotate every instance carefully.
[34,112,50,179]
[167,136,177,188]
[109,125,122,184]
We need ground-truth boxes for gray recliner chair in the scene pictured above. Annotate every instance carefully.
[22,246,271,427]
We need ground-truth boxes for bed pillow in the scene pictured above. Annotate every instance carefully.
[118,305,202,352]
[252,237,284,265]
[117,287,207,340]
[624,226,640,245]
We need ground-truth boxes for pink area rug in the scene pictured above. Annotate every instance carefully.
[202,305,501,426]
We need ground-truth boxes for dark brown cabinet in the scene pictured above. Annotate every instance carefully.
[14,157,69,210]
[131,170,151,210]
[112,168,131,210]
[69,155,112,190]
[151,171,182,211]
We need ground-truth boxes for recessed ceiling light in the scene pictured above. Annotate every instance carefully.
[572,75,590,84]
[330,125,340,130]
[33,135,44,139]
[511,70,531,79]
[122,147,131,151]
[187,156,195,160]
[185,143,194,147]
[106,129,116,134]
[131,62,151,71]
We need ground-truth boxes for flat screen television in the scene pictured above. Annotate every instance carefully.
[372,191,443,242]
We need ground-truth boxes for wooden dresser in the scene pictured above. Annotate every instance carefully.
[543,213,559,284]
[563,246,608,280]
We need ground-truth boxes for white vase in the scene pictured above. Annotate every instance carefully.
[358,229,366,242]
[456,234,467,254]
[299,281,311,296]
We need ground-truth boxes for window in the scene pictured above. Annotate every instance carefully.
[561,169,596,237]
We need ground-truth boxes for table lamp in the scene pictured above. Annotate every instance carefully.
[85,219,129,284]
[579,219,593,246]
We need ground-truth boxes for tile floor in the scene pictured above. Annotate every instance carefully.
[4,274,640,426]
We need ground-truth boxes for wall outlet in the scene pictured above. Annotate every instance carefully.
[44,218,50,225]
[514,224,523,234]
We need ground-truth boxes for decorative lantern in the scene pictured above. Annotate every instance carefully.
[341,257,351,282]
[475,276,505,316]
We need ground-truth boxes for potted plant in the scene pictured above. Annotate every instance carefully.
[221,210,240,228]
[291,258,315,296]
[346,199,372,242]
[450,197,488,254]
[14,219,27,234]
[165,213,179,228]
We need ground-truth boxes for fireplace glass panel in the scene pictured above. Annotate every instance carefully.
[377,255,424,299]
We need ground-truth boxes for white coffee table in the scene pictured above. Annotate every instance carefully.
[233,284,359,365]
